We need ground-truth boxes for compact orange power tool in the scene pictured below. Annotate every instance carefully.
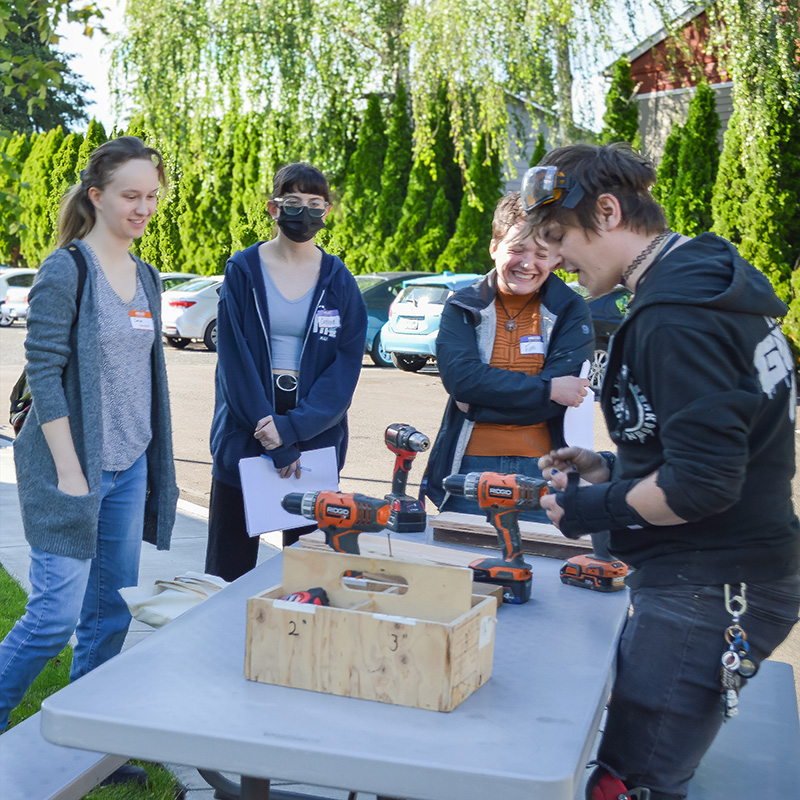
[281,491,391,554]
[442,471,549,604]
[384,423,430,532]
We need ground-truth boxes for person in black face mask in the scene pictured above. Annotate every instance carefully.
[206,162,367,582]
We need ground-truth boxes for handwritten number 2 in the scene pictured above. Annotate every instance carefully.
[288,621,299,636]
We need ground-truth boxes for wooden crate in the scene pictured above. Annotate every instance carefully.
[245,548,497,712]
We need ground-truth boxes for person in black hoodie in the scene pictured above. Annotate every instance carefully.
[526,143,800,800]
[206,163,367,581]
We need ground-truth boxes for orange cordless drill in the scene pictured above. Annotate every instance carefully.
[384,423,430,533]
[442,471,549,604]
[281,491,391,554]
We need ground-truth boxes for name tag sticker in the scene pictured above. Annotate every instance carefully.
[520,334,544,355]
[129,310,154,331]
[316,309,341,329]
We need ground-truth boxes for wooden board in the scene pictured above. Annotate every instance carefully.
[430,511,593,560]
[299,529,481,568]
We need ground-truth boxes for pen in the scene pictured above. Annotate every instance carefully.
[259,454,311,472]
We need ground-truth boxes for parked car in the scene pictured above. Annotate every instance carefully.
[569,283,631,391]
[355,271,434,367]
[161,276,224,351]
[160,272,200,292]
[0,268,37,327]
[380,272,483,372]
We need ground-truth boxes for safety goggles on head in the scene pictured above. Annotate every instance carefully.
[273,196,330,218]
[521,166,585,211]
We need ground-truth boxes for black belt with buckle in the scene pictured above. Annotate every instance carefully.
[274,373,298,392]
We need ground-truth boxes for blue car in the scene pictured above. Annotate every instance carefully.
[355,271,434,366]
[380,272,483,372]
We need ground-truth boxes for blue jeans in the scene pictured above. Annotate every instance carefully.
[0,453,147,730]
[439,453,549,523]
[596,574,800,799]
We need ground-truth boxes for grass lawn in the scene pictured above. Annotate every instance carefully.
[0,564,184,799]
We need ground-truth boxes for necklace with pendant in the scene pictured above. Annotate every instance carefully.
[496,292,537,332]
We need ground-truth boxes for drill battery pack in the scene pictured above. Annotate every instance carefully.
[559,555,627,593]
[470,565,532,605]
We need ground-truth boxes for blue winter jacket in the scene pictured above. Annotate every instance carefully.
[210,243,367,487]
[423,270,594,507]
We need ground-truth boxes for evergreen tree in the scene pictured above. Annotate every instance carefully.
[230,113,266,252]
[19,126,64,264]
[177,151,207,273]
[48,131,84,231]
[652,122,682,226]
[670,83,720,237]
[373,82,413,244]
[0,131,31,265]
[435,136,502,274]
[415,185,454,269]
[599,57,640,148]
[77,119,108,169]
[711,106,747,245]
[382,88,461,271]
[332,94,387,271]
[529,132,547,167]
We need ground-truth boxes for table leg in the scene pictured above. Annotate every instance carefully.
[241,776,271,800]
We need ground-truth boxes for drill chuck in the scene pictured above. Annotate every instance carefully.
[443,472,480,498]
[385,423,430,453]
[281,492,318,520]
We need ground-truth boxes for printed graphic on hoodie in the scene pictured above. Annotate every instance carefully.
[610,366,658,444]
[754,320,796,420]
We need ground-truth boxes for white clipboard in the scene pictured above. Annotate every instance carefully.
[562,361,595,450]
[238,447,339,536]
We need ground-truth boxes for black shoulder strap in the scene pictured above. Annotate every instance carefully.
[64,244,88,321]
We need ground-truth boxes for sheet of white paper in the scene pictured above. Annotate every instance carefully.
[239,447,339,536]
[563,360,595,450]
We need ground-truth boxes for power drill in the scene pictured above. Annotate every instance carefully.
[443,472,549,604]
[384,423,430,533]
[281,490,391,555]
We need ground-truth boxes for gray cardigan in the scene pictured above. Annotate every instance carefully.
[13,241,178,559]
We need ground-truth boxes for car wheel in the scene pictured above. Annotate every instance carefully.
[204,320,217,352]
[166,337,190,349]
[370,330,394,368]
[0,313,13,327]
[589,348,609,392]
[391,353,428,372]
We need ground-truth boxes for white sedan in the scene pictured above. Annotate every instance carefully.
[161,276,223,351]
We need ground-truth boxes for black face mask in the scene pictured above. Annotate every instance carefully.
[277,207,326,243]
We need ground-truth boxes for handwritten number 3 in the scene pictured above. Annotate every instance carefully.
[390,634,398,651]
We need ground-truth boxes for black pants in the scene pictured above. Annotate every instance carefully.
[205,378,316,582]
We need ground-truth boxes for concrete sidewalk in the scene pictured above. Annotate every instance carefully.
[0,437,371,799]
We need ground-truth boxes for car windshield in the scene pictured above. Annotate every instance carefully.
[355,275,385,292]
[396,285,451,306]
[166,278,219,293]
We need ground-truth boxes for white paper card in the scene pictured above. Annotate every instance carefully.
[563,360,595,450]
[239,446,339,537]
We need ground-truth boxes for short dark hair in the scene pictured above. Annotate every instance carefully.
[272,162,330,203]
[527,142,667,235]
[492,191,532,241]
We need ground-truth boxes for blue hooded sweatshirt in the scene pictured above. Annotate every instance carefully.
[210,243,367,487]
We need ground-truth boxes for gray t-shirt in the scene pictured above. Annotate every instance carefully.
[261,262,315,371]
[88,246,154,471]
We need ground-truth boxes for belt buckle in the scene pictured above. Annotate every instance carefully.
[276,373,298,392]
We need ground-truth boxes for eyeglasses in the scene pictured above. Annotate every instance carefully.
[273,197,330,218]
[521,166,585,211]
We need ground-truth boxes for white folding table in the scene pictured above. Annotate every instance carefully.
[40,550,629,800]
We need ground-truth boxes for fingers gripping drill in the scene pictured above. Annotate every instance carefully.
[281,491,391,555]
[443,472,548,604]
